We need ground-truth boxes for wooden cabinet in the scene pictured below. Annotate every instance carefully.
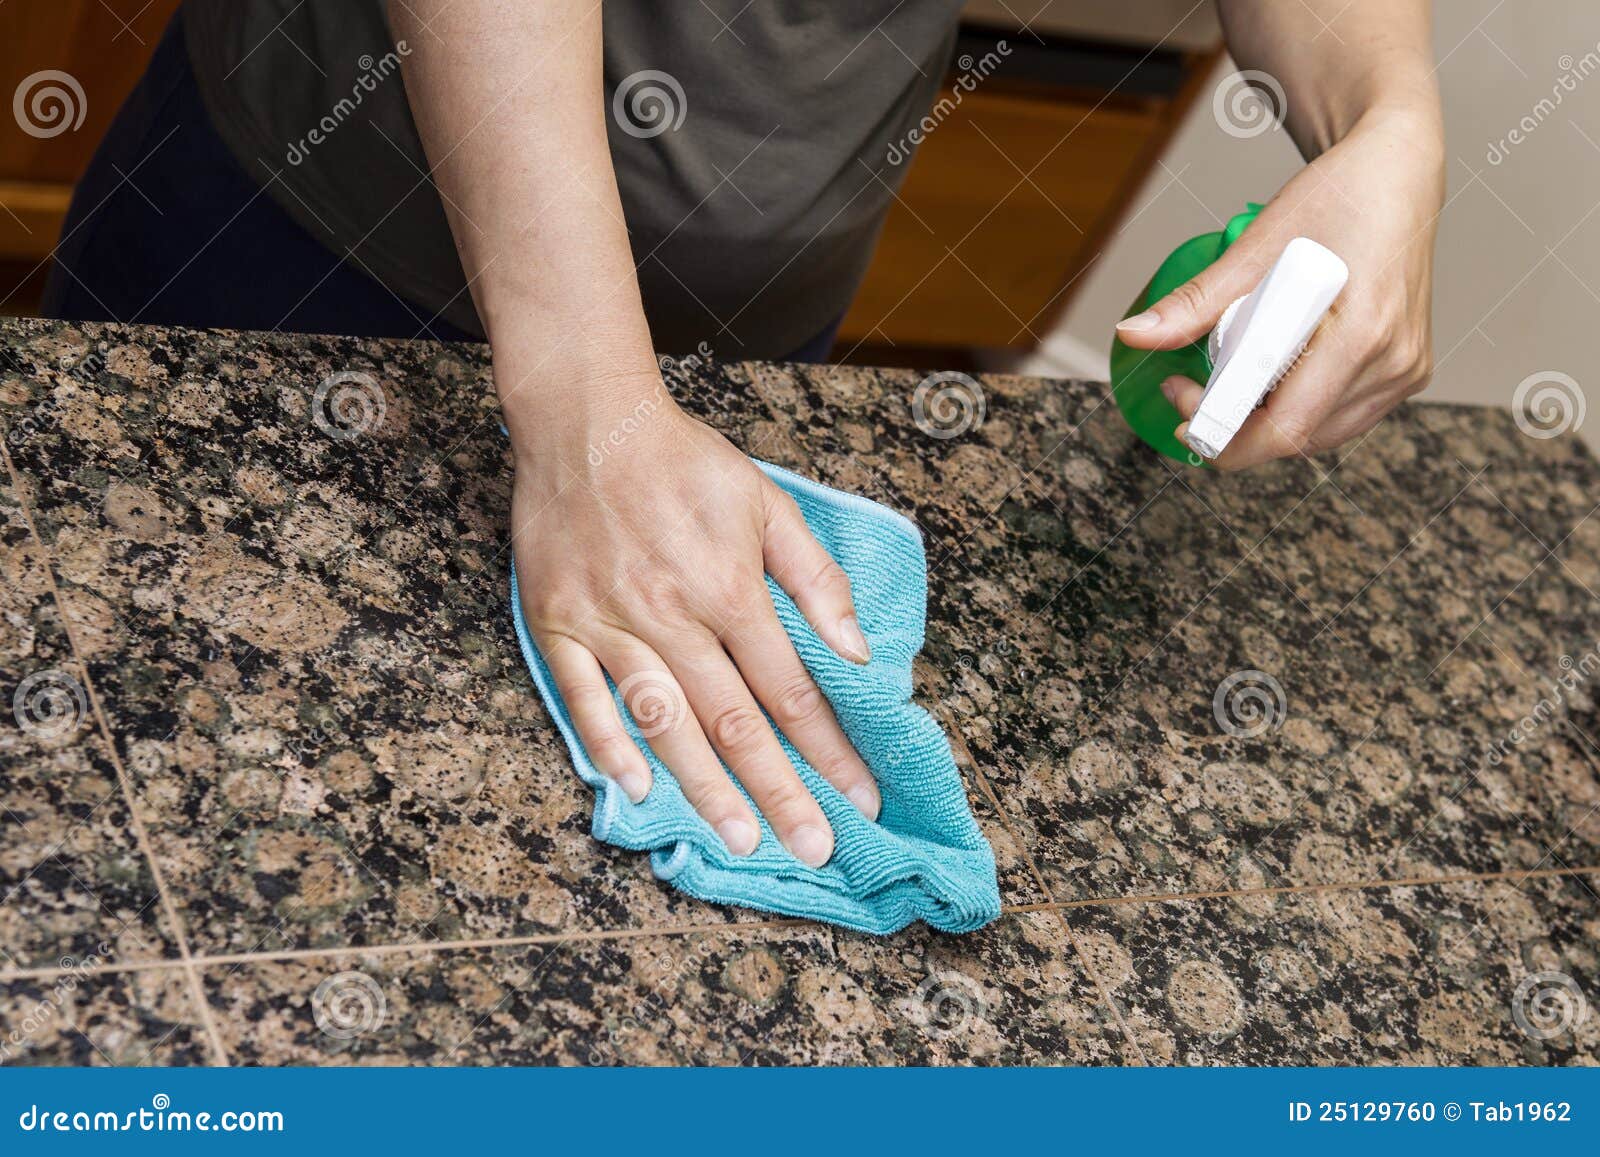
[838,25,1218,352]
[0,0,180,278]
[840,86,1168,349]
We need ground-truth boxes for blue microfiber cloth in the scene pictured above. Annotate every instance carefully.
[509,458,1000,934]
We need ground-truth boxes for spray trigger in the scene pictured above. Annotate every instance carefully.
[1183,237,1349,460]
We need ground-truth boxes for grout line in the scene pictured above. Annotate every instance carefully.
[5,864,1598,986]
[0,432,231,1068]
[943,723,1150,1066]
[0,917,811,983]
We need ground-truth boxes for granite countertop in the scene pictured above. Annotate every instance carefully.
[1,316,1597,1066]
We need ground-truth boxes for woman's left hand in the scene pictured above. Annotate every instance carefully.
[1115,105,1445,471]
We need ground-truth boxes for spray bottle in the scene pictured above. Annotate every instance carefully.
[1110,203,1349,462]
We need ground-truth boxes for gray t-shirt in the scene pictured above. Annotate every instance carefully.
[182,1,963,357]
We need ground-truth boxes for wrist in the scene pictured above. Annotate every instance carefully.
[499,362,677,466]
[488,314,666,444]
[1353,93,1444,155]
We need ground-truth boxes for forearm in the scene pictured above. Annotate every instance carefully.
[1216,0,1441,159]
[387,0,659,449]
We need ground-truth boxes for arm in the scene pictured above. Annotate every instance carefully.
[1117,0,1444,469]
[388,0,879,865]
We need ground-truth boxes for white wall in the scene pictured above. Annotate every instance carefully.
[1009,0,1600,456]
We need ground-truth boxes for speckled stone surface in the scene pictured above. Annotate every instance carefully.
[201,912,1123,1066]
[1,968,209,1066]
[1065,871,1600,1065]
[1,316,1597,1065]
[744,361,1600,904]
[0,469,176,975]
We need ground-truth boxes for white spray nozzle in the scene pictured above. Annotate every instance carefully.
[1183,237,1349,460]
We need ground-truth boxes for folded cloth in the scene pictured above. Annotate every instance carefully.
[510,459,1000,934]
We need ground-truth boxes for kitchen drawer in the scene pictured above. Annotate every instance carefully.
[0,180,72,262]
[840,86,1166,349]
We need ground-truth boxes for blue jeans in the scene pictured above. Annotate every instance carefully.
[42,16,840,361]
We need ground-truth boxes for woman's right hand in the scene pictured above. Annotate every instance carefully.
[510,381,880,867]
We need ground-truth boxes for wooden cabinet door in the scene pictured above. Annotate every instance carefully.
[840,85,1166,350]
[1,0,180,261]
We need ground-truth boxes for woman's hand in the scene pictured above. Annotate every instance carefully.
[511,384,879,867]
[1116,105,1444,470]
[391,0,878,868]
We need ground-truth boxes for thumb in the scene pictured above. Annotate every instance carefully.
[1115,236,1275,351]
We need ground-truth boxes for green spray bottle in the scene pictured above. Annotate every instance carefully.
[1110,203,1348,463]
[1109,204,1262,462]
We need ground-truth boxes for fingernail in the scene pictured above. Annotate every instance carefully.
[1116,309,1159,333]
[846,781,881,821]
[787,823,833,868]
[615,768,651,805]
[716,818,760,857]
[1161,378,1179,405]
[837,615,871,664]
